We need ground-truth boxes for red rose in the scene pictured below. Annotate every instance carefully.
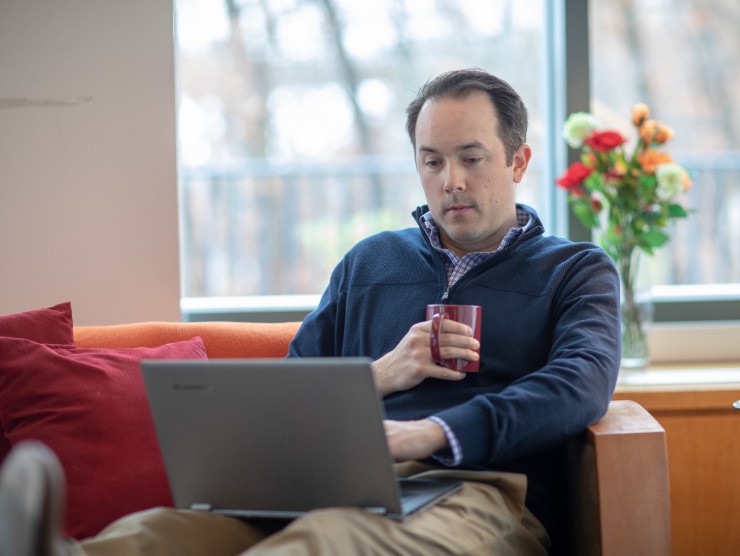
[584,130,627,152]
[556,162,593,191]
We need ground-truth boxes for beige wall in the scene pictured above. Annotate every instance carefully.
[0,0,180,325]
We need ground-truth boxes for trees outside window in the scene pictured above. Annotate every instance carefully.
[176,0,547,297]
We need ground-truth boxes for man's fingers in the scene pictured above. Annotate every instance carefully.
[427,318,474,337]
[429,364,466,381]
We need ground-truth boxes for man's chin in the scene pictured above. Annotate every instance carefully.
[442,219,480,239]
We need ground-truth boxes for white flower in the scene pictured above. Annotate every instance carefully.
[655,163,684,201]
[562,112,600,148]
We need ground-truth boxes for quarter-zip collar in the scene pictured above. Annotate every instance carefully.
[412,203,545,300]
[412,203,545,257]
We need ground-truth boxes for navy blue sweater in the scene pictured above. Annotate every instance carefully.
[288,204,620,535]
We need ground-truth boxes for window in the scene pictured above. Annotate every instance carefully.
[589,0,740,325]
[176,0,740,350]
[175,0,550,301]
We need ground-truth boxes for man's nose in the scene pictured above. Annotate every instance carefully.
[443,163,466,193]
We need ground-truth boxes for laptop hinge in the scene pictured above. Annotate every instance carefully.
[190,503,213,511]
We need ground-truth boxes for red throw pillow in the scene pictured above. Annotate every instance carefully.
[0,302,74,344]
[0,302,75,461]
[0,336,208,539]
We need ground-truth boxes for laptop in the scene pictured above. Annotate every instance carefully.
[140,357,462,521]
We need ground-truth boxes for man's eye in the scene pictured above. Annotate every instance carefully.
[424,159,440,168]
[466,157,482,165]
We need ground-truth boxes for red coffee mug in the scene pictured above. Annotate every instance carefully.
[426,304,482,372]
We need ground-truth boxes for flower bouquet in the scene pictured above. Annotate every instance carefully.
[556,104,692,368]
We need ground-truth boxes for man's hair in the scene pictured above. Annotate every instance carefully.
[405,68,528,166]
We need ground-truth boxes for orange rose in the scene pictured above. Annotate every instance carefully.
[639,119,659,143]
[637,149,673,174]
[653,124,674,144]
[632,103,650,127]
[681,170,693,191]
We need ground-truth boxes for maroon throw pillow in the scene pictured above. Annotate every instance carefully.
[0,302,75,461]
[0,336,208,539]
[0,302,74,344]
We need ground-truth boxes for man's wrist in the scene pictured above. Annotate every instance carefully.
[421,418,448,452]
[370,358,394,396]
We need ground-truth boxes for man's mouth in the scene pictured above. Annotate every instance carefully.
[445,204,474,216]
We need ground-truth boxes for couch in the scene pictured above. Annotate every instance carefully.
[0,304,670,554]
[76,320,671,556]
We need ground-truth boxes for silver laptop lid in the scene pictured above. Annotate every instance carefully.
[141,357,405,518]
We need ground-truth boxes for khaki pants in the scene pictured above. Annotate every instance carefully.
[73,467,551,556]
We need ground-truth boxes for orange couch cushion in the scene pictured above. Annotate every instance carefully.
[73,320,301,359]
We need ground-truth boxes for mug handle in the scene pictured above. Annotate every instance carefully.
[429,312,447,363]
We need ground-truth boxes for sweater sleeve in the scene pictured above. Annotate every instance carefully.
[431,248,621,466]
[287,256,346,358]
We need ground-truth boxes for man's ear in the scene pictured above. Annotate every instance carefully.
[512,144,532,183]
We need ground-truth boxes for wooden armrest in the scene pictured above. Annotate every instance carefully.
[565,400,671,556]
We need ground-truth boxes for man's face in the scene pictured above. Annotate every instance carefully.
[414,91,531,256]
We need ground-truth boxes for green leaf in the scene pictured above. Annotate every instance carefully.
[583,173,603,194]
[639,244,655,256]
[642,211,661,225]
[668,204,688,218]
[641,229,670,248]
[637,173,656,195]
[571,201,599,228]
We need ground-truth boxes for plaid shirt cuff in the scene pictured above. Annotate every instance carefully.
[428,416,463,467]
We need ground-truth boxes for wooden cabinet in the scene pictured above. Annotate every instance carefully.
[613,381,740,556]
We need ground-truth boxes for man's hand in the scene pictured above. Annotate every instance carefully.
[384,419,448,462]
[371,318,478,396]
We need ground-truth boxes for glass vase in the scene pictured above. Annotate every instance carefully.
[620,286,653,369]
[618,250,653,369]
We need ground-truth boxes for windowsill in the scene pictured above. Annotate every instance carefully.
[617,362,740,391]
[648,320,740,363]
[181,295,320,323]
[182,295,321,314]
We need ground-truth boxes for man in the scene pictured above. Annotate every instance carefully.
[0,68,620,555]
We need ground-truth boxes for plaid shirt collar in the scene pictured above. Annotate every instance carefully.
[420,206,532,289]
